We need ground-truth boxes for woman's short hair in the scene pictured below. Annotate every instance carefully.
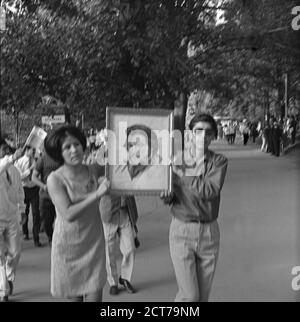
[189,113,218,139]
[44,125,87,164]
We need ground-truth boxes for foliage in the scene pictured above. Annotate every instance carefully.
[189,0,300,120]
[0,0,299,142]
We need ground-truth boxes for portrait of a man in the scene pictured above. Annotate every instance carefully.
[106,108,173,195]
[117,124,161,181]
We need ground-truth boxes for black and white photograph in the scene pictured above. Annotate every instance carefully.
[106,107,173,195]
[0,0,300,306]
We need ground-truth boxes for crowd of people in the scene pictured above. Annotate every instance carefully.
[218,120,259,146]
[216,115,299,157]
[0,113,230,303]
[0,127,138,302]
[0,112,298,302]
[259,115,298,157]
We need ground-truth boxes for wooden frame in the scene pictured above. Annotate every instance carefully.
[106,107,174,196]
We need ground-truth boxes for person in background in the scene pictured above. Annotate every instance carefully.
[240,121,250,146]
[14,146,41,247]
[32,147,61,246]
[271,120,282,157]
[88,128,96,151]
[84,145,98,166]
[161,114,228,302]
[227,122,234,145]
[100,195,138,296]
[289,116,297,145]
[0,139,25,302]
[282,118,290,150]
[261,124,269,153]
[84,140,138,297]
[223,124,230,145]
[267,118,275,155]
[232,121,238,144]
[250,122,258,143]
[217,123,223,140]
[45,125,110,302]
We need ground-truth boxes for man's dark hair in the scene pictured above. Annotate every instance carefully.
[126,124,159,158]
[189,114,218,139]
[44,125,87,164]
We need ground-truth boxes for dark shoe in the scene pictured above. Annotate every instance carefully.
[0,296,9,302]
[34,241,42,247]
[119,277,136,294]
[109,285,119,296]
[23,234,29,240]
[8,281,13,296]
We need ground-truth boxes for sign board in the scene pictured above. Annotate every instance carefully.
[25,126,47,152]
[0,7,6,31]
[42,114,65,124]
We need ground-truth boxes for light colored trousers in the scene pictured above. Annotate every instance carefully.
[169,217,220,302]
[102,209,135,286]
[0,218,22,297]
[261,135,268,152]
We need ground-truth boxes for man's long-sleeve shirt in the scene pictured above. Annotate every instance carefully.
[0,156,26,220]
[171,150,228,223]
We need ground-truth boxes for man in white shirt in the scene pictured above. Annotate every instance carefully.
[0,139,25,302]
[15,146,41,246]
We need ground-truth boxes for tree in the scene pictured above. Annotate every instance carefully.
[2,0,227,135]
[2,0,298,143]
[189,0,300,121]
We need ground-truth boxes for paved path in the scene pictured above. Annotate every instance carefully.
[9,140,300,302]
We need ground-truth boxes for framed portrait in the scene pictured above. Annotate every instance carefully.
[106,107,174,195]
